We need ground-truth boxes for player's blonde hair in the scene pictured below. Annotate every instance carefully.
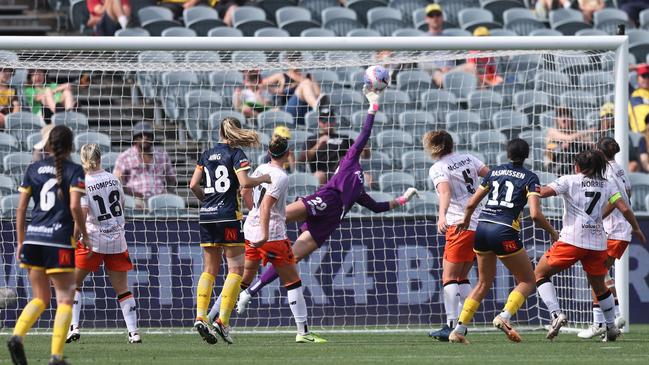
[80,143,102,172]
[422,130,453,158]
[220,117,260,148]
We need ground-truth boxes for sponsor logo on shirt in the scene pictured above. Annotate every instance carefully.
[27,223,62,235]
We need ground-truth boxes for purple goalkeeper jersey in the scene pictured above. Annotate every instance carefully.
[319,113,390,215]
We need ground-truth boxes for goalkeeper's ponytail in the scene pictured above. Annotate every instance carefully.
[220,117,261,148]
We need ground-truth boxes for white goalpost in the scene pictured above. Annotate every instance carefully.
[0,36,629,333]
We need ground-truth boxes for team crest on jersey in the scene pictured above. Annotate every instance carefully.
[208,154,221,161]
[58,249,72,266]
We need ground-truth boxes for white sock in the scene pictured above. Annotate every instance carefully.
[598,291,616,325]
[443,281,460,327]
[614,299,621,318]
[207,294,222,323]
[287,283,308,335]
[537,280,561,315]
[457,281,471,319]
[500,310,512,321]
[593,306,604,325]
[71,289,82,328]
[118,15,128,29]
[118,292,138,333]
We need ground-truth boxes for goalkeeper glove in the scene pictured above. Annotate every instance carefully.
[362,85,381,114]
[396,187,418,206]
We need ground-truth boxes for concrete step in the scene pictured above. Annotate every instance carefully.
[0,25,51,35]
[0,5,29,15]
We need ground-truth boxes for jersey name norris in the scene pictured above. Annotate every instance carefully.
[446,157,472,171]
[491,169,525,179]
[581,179,605,188]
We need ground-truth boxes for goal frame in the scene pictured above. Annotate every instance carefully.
[0,35,630,331]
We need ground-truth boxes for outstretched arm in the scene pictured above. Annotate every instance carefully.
[342,87,382,163]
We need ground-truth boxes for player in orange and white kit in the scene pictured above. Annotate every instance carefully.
[423,130,489,341]
[66,144,140,344]
[241,136,326,343]
[578,138,634,339]
[536,150,646,342]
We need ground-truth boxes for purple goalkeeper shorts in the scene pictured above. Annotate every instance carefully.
[299,189,344,247]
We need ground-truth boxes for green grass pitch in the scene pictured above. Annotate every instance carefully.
[6,326,649,365]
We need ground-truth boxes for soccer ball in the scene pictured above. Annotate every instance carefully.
[0,287,18,309]
[363,65,390,92]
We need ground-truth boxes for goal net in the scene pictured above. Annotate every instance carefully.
[0,38,626,332]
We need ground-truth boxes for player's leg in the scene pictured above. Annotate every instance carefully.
[49,271,76,364]
[534,249,572,340]
[213,246,244,344]
[583,250,621,342]
[580,255,616,339]
[450,252,497,344]
[285,200,308,223]
[107,267,140,344]
[195,245,222,344]
[66,268,90,343]
[8,268,50,365]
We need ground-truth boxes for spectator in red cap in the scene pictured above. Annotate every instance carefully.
[630,63,649,133]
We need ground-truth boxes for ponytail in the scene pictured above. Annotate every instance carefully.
[575,150,607,180]
[220,117,260,148]
[80,143,102,172]
[46,125,74,198]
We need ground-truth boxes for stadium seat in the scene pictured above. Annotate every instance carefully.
[25,132,42,152]
[481,0,526,24]
[3,152,31,176]
[529,28,563,36]
[322,6,357,24]
[398,110,439,142]
[367,6,402,24]
[300,0,338,23]
[389,0,427,24]
[307,69,340,93]
[436,0,478,28]
[538,110,555,129]
[208,70,243,107]
[325,17,364,36]
[137,51,174,100]
[575,28,608,36]
[593,8,631,34]
[445,110,481,145]
[115,28,150,37]
[536,171,558,185]
[138,6,173,24]
[361,150,393,172]
[629,41,649,67]
[406,190,439,215]
[458,7,501,32]
[370,18,409,36]
[401,150,433,189]
[258,110,296,131]
[351,110,389,127]
[376,129,414,160]
[644,195,649,215]
[232,5,267,25]
[161,27,197,37]
[184,51,220,83]
[380,90,412,122]
[142,19,182,36]
[347,0,387,26]
[559,90,598,120]
[160,71,199,120]
[301,28,335,36]
[276,6,320,36]
[629,173,649,212]
[488,28,518,36]
[513,90,551,117]
[534,71,571,104]
[208,27,244,37]
[289,130,314,152]
[184,89,223,140]
[396,70,432,100]
[183,6,225,36]
[443,71,477,100]
[347,28,382,36]
[470,129,507,164]
[392,27,427,36]
[5,112,44,142]
[354,191,394,215]
[75,132,112,153]
[231,50,267,65]
[69,0,89,33]
[641,8,649,29]
[549,8,590,35]
[148,193,186,217]
[288,172,320,202]
[1,195,20,218]
[502,7,536,24]
[419,89,459,120]
[379,171,416,193]
[209,110,249,141]
[254,27,290,37]
[0,174,16,196]
[328,89,365,126]
[496,151,533,169]
[0,133,20,154]
[492,110,530,131]
[468,90,503,127]
[441,28,473,36]
[504,17,546,35]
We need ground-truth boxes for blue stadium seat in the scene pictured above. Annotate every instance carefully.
[347,28,382,36]
[549,8,590,35]
[254,27,290,37]
[160,71,199,120]
[380,90,413,122]
[0,174,16,197]
[258,110,296,131]
[513,90,551,117]
[401,150,433,189]
[301,28,336,36]
[392,28,427,36]
[276,6,320,36]
[502,7,536,24]
[367,6,402,25]
[0,133,19,155]
[504,17,546,35]
[347,0,387,26]
[3,152,32,176]
[183,6,225,36]
[148,194,187,217]
[370,18,409,36]
[419,89,459,120]
[492,110,530,131]
[396,70,432,100]
[361,150,393,172]
[575,28,608,36]
[629,173,649,212]
[184,89,223,141]
[443,71,477,100]
[594,8,632,35]
[352,110,389,127]
[471,129,507,164]
[398,110,439,142]
[458,7,501,32]
[529,28,563,36]
[209,70,243,107]
[209,110,249,142]
[489,28,517,36]
[328,89,365,126]
[441,28,472,36]
[75,132,112,153]
[437,0,479,28]
[379,171,416,193]
[137,51,174,100]
[641,8,649,29]
[208,27,244,37]
[325,17,364,36]
[115,28,150,37]
[480,0,526,24]
[322,6,357,24]
[161,27,197,37]
[288,173,320,202]
[51,111,89,131]
[406,190,439,215]
[300,0,338,23]
[445,110,481,145]
[468,89,503,127]
[389,0,427,24]
[5,112,44,143]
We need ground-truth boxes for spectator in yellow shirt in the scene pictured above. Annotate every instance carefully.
[0,67,20,129]
[629,64,649,133]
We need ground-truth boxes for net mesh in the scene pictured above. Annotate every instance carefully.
[0,47,618,331]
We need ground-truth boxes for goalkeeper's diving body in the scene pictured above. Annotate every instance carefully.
[207,87,418,321]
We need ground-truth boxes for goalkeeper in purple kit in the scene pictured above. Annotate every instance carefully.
[207,85,418,322]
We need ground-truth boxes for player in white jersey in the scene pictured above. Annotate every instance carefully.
[579,138,633,339]
[535,150,645,342]
[241,136,326,343]
[423,130,490,341]
[66,144,140,344]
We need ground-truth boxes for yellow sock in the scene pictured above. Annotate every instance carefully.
[13,298,46,337]
[458,298,480,325]
[51,304,72,357]
[503,290,526,317]
[218,273,242,327]
[196,272,215,321]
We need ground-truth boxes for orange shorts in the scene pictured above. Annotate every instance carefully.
[607,239,629,260]
[245,239,296,267]
[75,242,133,272]
[545,241,608,276]
[444,226,476,263]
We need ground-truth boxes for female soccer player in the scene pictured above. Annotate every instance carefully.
[447,139,559,344]
[65,143,140,344]
[217,86,418,316]
[536,150,646,342]
[189,117,271,345]
[241,136,326,343]
[424,130,490,341]
[578,138,633,339]
[7,125,88,365]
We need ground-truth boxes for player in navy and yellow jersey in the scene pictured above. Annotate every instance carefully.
[447,139,559,344]
[7,125,89,365]
[189,117,271,345]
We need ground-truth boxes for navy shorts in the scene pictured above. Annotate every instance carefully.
[299,189,344,247]
[474,221,524,257]
[200,221,245,247]
[20,244,75,274]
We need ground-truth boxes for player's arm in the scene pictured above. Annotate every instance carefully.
[236,170,271,188]
[70,190,91,251]
[528,194,560,242]
[189,165,204,201]
[611,193,647,244]
[478,165,490,177]
[15,191,30,261]
[457,186,489,231]
[241,187,254,210]
[436,181,451,234]
[540,186,557,198]
[249,194,277,248]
